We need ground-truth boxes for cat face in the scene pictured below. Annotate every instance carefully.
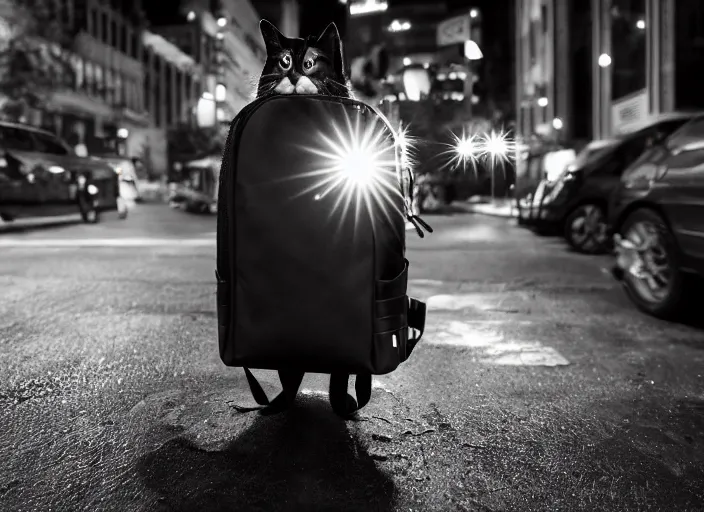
[256,20,350,98]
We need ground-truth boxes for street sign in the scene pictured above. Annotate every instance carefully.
[436,14,470,47]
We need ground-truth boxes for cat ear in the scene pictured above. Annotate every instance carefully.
[316,22,345,77]
[260,19,285,54]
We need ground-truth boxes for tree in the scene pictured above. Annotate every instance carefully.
[0,0,76,121]
[167,122,227,162]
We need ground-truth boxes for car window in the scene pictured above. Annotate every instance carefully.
[649,119,692,142]
[664,147,704,171]
[31,131,70,155]
[665,116,704,151]
[0,126,37,152]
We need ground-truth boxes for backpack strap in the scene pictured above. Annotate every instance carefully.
[329,373,373,418]
[235,368,304,414]
[407,297,426,357]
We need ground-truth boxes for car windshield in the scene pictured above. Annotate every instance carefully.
[572,143,618,168]
[0,125,71,155]
[31,131,71,155]
[0,126,37,152]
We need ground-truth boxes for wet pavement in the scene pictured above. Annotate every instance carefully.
[1,204,703,511]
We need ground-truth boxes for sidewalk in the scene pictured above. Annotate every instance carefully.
[451,196,516,218]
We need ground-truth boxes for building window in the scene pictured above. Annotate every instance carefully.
[611,0,647,101]
[95,64,104,99]
[105,68,114,104]
[130,29,139,59]
[103,11,110,45]
[84,61,94,95]
[89,8,97,38]
[72,55,84,90]
[111,19,118,48]
[115,74,123,106]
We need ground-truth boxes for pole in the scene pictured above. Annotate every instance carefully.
[464,61,474,119]
[463,9,474,121]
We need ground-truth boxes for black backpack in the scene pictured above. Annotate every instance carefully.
[216,94,431,417]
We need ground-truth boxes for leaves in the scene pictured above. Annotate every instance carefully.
[167,123,227,160]
[0,0,77,118]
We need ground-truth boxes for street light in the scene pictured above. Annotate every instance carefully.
[389,20,411,32]
[598,53,612,67]
[464,40,483,60]
[470,8,479,18]
[217,17,227,27]
[537,96,548,107]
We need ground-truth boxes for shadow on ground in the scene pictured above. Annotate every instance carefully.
[137,398,395,512]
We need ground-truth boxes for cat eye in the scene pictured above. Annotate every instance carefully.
[303,58,315,71]
[279,54,292,70]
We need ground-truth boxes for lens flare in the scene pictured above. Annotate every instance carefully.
[290,108,405,229]
[439,128,516,172]
[480,129,516,167]
[439,130,481,171]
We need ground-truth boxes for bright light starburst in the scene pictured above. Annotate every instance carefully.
[440,128,516,172]
[439,130,482,171]
[481,129,516,168]
[293,109,405,228]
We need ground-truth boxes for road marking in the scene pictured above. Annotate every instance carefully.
[0,237,216,248]
[425,294,570,367]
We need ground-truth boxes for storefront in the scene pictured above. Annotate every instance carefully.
[591,0,676,137]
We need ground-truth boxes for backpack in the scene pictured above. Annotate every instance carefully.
[215,94,432,417]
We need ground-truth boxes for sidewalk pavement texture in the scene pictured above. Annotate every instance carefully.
[451,196,516,218]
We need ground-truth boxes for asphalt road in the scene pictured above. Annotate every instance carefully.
[1,204,703,512]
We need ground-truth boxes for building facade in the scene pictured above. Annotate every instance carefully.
[515,0,704,144]
[0,0,276,177]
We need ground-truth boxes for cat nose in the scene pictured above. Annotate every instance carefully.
[288,73,302,85]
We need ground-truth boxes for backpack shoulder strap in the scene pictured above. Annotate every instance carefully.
[329,373,372,418]
[329,297,425,418]
[234,368,304,415]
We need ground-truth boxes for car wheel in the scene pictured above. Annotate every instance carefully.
[617,208,686,319]
[78,191,100,224]
[564,203,610,254]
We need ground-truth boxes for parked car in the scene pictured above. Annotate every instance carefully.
[99,156,143,203]
[513,141,568,227]
[533,113,698,253]
[609,114,704,319]
[0,122,125,224]
[168,155,220,214]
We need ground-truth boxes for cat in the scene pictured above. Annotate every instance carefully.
[256,20,352,99]
[253,20,358,416]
